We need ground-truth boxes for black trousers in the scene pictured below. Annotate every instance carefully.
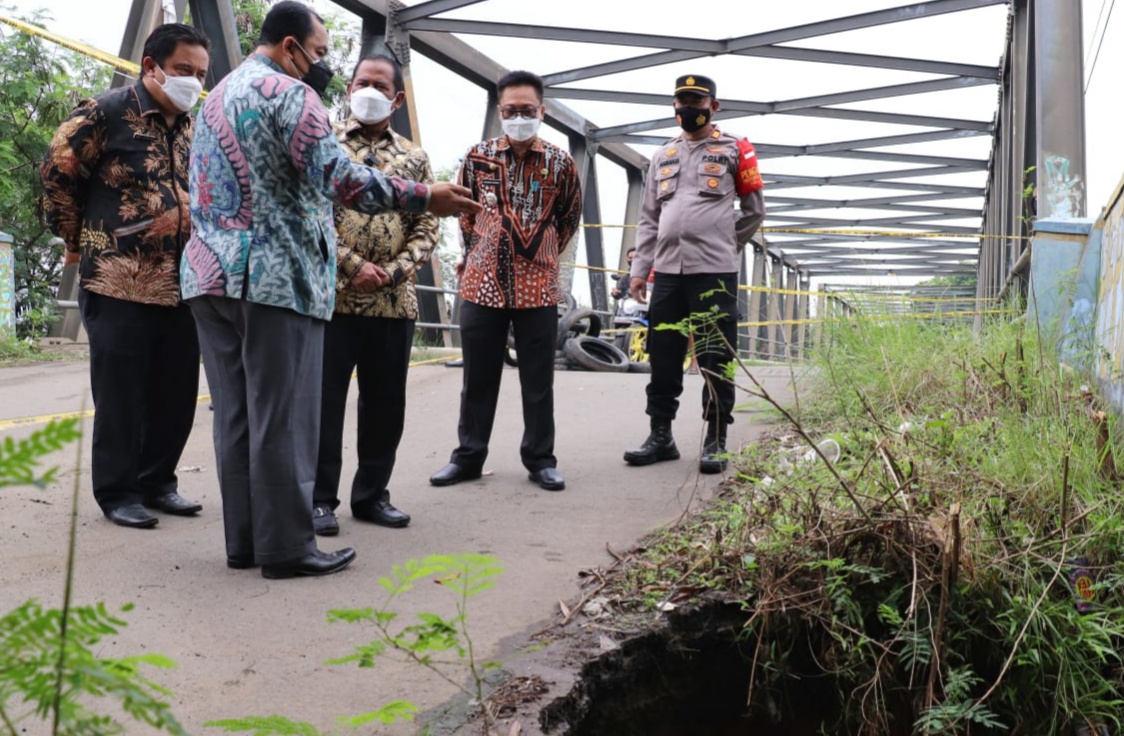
[646,272,739,425]
[79,289,199,512]
[314,314,414,514]
[452,301,557,472]
[190,296,322,565]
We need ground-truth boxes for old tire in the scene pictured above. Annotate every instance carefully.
[627,361,652,374]
[562,336,629,373]
[557,308,602,349]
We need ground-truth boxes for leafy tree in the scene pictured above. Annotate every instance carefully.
[916,273,978,290]
[0,7,110,339]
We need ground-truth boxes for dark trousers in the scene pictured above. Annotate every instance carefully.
[189,296,322,565]
[452,301,557,472]
[646,272,738,425]
[314,314,414,514]
[79,289,199,512]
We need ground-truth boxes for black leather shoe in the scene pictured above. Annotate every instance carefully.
[699,420,730,475]
[429,463,482,487]
[227,556,256,569]
[145,492,202,516]
[354,492,410,528]
[105,504,159,529]
[529,467,565,491]
[313,505,339,536]
[624,420,680,466]
[261,547,357,579]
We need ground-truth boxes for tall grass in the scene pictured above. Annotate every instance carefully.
[615,316,1124,734]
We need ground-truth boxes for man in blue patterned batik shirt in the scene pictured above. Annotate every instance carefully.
[182,1,479,580]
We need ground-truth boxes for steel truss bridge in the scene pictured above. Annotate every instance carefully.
[102,0,1086,354]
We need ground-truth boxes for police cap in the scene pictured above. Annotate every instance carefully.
[674,74,716,98]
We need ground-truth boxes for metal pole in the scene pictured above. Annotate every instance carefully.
[580,154,609,314]
[814,285,827,354]
[113,0,161,88]
[620,168,644,271]
[185,0,242,86]
[1034,0,1086,219]
[747,244,765,358]
[796,274,810,359]
[482,88,502,140]
[783,266,797,359]
[737,246,750,354]
[768,256,783,360]
[358,9,449,344]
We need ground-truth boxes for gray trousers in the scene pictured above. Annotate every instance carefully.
[189,296,323,565]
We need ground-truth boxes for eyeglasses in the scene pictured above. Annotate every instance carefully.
[499,106,539,119]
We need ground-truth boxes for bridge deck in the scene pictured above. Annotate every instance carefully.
[0,360,804,733]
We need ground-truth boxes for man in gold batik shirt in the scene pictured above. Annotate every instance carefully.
[312,53,440,536]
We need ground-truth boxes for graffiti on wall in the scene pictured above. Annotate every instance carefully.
[0,242,14,335]
[1044,154,1086,220]
[1096,189,1124,408]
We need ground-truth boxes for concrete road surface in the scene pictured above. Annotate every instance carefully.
[0,359,803,734]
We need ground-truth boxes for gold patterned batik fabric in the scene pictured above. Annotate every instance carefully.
[40,82,193,307]
[332,119,440,320]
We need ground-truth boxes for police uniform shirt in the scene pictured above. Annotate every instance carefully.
[631,127,766,280]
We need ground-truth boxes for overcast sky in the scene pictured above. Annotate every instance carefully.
[3,0,1121,293]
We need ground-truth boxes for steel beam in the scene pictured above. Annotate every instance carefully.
[401,18,727,52]
[393,0,486,24]
[748,245,767,357]
[481,88,501,139]
[358,7,453,345]
[766,165,981,188]
[359,14,419,142]
[775,76,994,112]
[576,140,609,314]
[1034,0,1086,218]
[809,129,988,155]
[334,0,649,172]
[540,0,1006,86]
[768,257,784,359]
[114,0,162,88]
[736,45,1000,80]
[620,169,644,270]
[783,266,797,358]
[186,0,242,86]
[589,81,995,140]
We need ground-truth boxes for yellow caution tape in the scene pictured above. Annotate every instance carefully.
[0,353,461,432]
[0,13,141,75]
[0,13,207,98]
[569,263,993,303]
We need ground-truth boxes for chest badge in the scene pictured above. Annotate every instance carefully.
[704,163,723,174]
[665,147,678,157]
[660,167,673,176]
[707,178,720,189]
[660,181,670,192]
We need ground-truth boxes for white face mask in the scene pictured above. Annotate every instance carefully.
[157,66,203,112]
[350,87,395,125]
[502,114,541,142]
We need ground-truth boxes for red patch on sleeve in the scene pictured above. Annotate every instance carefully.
[736,138,764,195]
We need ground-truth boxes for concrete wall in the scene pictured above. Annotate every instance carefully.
[1095,180,1124,408]
[0,232,14,335]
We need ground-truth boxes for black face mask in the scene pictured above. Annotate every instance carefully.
[292,41,334,99]
[675,105,712,133]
